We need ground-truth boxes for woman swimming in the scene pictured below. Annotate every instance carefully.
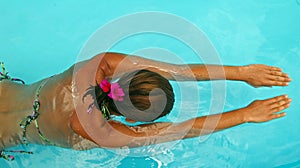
[0,52,292,160]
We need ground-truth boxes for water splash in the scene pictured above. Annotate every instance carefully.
[150,157,163,168]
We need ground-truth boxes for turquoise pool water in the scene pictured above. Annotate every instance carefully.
[1,0,300,167]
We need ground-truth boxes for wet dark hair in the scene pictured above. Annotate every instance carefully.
[91,70,175,122]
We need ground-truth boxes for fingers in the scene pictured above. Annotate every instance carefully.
[248,94,291,123]
[267,75,290,82]
[270,98,291,113]
[267,69,289,78]
[266,95,291,120]
[263,80,290,86]
[267,70,291,85]
[247,64,291,87]
[268,70,288,77]
[267,72,291,81]
[267,66,282,72]
[266,64,291,76]
[264,94,288,104]
[268,72,290,81]
[264,94,291,115]
[256,65,291,87]
[270,112,286,120]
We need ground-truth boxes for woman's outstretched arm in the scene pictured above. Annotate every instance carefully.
[94,52,291,87]
[185,64,291,87]
[72,94,290,148]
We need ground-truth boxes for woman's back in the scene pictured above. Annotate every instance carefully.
[0,81,39,148]
[0,66,86,149]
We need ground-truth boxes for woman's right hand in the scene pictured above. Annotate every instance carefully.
[243,95,292,123]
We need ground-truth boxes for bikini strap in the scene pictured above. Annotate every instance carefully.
[0,63,53,161]
[0,62,25,84]
[19,78,55,145]
[0,150,33,161]
[0,150,14,161]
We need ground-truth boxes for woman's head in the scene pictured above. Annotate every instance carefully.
[95,70,175,122]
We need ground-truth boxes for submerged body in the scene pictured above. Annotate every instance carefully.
[0,66,96,149]
[0,52,292,153]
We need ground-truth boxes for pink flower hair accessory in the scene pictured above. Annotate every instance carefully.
[100,78,111,93]
[100,78,125,101]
